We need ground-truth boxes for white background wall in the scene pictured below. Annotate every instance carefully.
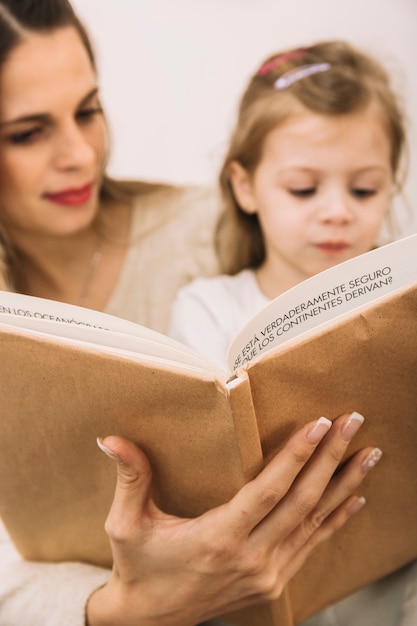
[72,0,417,233]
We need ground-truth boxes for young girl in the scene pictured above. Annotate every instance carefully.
[170,40,406,369]
[169,40,417,625]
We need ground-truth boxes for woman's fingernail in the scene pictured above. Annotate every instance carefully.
[361,448,383,473]
[347,496,366,516]
[96,437,123,463]
[341,412,365,441]
[306,416,332,444]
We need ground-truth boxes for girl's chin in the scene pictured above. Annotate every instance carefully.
[310,259,346,276]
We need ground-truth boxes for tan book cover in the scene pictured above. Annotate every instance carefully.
[0,234,416,625]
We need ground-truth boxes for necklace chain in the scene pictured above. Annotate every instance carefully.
[78,237,103,307]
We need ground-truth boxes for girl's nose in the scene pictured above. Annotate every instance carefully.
[317,189,354,224]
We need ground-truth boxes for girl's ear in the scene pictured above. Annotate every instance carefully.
[227,161,257,214]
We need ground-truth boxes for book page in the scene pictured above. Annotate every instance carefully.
[227,233,417,371]
[0,291,220,374]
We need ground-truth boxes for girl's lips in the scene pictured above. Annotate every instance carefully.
[315,242,350,253]
[45,183,93,206]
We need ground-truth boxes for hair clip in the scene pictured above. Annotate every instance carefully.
[274,62,331,90]
[257,49,308,76]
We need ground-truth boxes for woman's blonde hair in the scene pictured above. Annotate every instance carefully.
[217,40,408,274]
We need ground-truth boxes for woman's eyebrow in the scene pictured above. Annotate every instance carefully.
[0,113,49,129]
[0,87,100,129]
[79,87,100,107]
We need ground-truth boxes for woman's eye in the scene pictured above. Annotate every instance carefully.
[76,107,103,124]
[289,188,316,198]
[352,188,376,199]
[7,127,43,145]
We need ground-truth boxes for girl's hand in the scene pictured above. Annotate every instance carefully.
[87,411,381,626]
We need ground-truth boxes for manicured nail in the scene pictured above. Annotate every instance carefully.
[96,437,123,463]
[341,412,365,441]
[361,448,383,473]
[306,416,332,444]
[347,496,366,516]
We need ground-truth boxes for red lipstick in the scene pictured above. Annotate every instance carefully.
[45,183,93,206]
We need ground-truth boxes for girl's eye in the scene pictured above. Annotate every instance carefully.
[351,188,377,199]
[289,188,316,198]
[76,107,103,124]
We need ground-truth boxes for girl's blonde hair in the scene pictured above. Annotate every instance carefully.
[217,40,407,274]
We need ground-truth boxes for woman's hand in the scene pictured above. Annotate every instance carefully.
[87,412,381,626]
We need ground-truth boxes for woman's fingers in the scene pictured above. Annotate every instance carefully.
[224,416,333,534]
[274,493,368,594]
[97,416,333,545]
[224,412,366,538]
[97,412,375,554]
[248,412,367,544]
[216,442,382,609]
[275,445,382,568]
[96,412,378,575]
[96,436,157,537]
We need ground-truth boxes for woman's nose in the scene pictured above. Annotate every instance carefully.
[52,123,96,170]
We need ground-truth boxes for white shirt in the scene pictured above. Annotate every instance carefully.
[169,269,268,371]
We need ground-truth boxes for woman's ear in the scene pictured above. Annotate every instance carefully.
[227,161,257,214]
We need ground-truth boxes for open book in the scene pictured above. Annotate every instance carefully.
[0,233,416,626]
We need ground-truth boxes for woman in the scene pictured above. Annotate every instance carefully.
[0,0,219,333]
[0,2,381,625]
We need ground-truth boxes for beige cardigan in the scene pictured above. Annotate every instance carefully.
[105,184,219,333]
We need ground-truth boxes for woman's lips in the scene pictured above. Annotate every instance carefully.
[45,183,93,206]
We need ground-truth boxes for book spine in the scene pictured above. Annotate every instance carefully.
[221,594,294,626]
[219,375,294,626]
[224,374,264,480]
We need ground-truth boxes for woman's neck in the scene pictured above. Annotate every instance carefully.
[12,227,103,304]
[9,200,132,311]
